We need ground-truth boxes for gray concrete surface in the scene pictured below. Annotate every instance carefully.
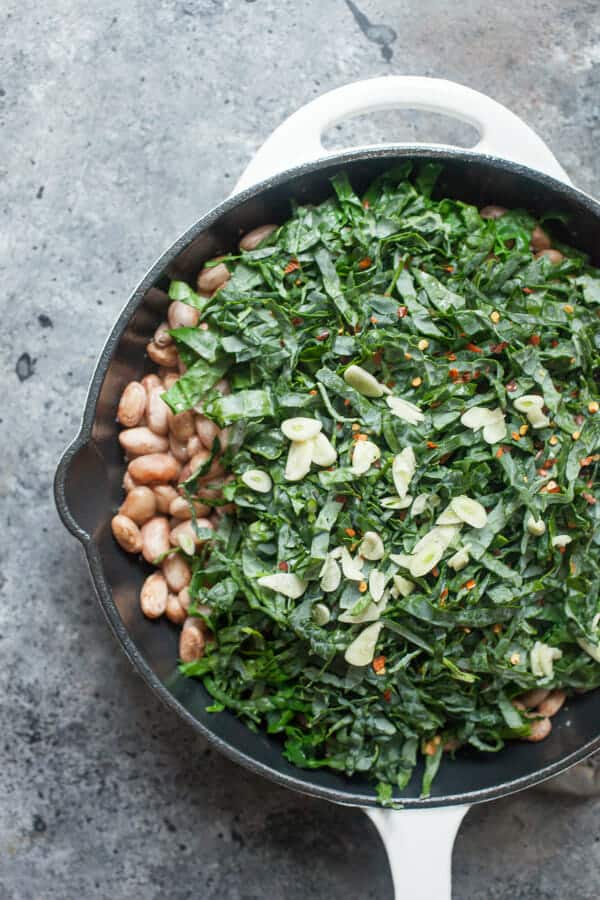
[2,0,600,897]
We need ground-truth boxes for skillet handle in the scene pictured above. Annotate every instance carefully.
[234,76,571,192]
[365,804,469,900]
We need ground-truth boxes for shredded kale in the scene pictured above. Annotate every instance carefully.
[167,164,600,799]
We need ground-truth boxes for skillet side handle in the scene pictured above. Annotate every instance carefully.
[365,804,470,900]
[54,437,109,543]
[233,76,571,193]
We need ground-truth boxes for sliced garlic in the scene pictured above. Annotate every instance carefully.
[340,547,364,581]
[527,516,546,537]
[319,555,342,592]
[257,573,308,599]
[483,417,507,444]
[392,574,415,597]
[241,469,273,493]
[339,596,388,624]
[344,621,384,667]
[436,505,463,525]
[389,552,412,569]
[369,569,386,602]
[312,603,331,626]
[381,495,413,510]
[528,408,551,429]
[412,525,460,556]
[450,495,488,529]
[284,440,313,481]
[552,534,573,549]
[530,640,563,678]
[281,417,322,442]
[351,440,381,475]
[578,638,600,663]
[311,432,337,466]
[392,447,416,498]
[409,540,445,578]
[447,545,470,572]
[411,493,439,516]
[343,364,387,398]
[386,395,425,425]
[461,406,506,444]
[360,531,385,561]
[514,395,550,429]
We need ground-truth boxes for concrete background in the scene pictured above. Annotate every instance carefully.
[2,0,600,897]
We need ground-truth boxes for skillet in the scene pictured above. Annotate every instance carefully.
[54,77,600,898]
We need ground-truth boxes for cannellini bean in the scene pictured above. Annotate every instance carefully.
[187,434,202,457]
[169,496,210,520]
[153,484,179,513]
[123,471,138,493]
[163,372,179,390]
[117,381,146,427]
[147,387,169,436]
[219,427,230,450]
[119,486,157,524]
[524,717,552,742]
[168,300,200,329]
[178,358,187,375]
[165,592,187,624]
[119,427,169,457]
[140,516,171,563]
[480,205,507,220]
[178,586,191,611]
[169,433,190,463]
[168,409,195,442]
[535,248,564,264]
[170,517,213,548]
[239,223,278,251]
[538,690,567,718]
[517,688,551,709]
[128,453,180,484]
[141,373,162,396]
[531,225,552,252]
[147,341,179,367]
[111,514,143,553]
[179,617,206,662]
[215,502,235,517]
[214,378,230,396]
[154,321,173,347]
[189,449,211,473]
[140,572,168,619]
[195,415,219,448]
[162,553,192,592]
[197,262,230,296]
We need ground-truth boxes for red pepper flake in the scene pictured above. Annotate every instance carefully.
[523,287,534,295]
[373,350,383,365]
[363,199,370,209]
[199,322,209,331]
[558,546,567,554]
[583,492,597,505]
[432,566,440,578]
[316,330,330,341]
[464,579,477,591]
[345,528,356,538]
[529,334,541,346]
[466,342,483,353]
[547,484,561,494]
[445,265,455,273]
[354,324,362,334]
[506,380,518,392]
[372,655,386,675]
[278,561,289,572]
[343,398,351,406]
[490,341,508,354]
[370,315,379,324]
[358,257,372,270]
[496,447,505,458]
[541,458,555,470]
[291,316,304,326]
[440,587,449,601]
[284,259,300,274]
[551,339,559,347]
[383,689,392,703]
[309,389,317,396]
[427,441,439,449]
[580,455,599,467]
[446,352,457,361]
[397,306,408,319]
[439,452,452,464]
[449,368,460,380]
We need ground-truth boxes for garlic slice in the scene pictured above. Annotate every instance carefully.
[530,640,563,678]
[527,517,546,537]
[461,406,506,444]
[578,638,600,663]
[339,596,388,624]
[386,395,425,425]
[411,493,440,516]
[343,364,387,398]
[448,545,470,572]
[312,603,331,626]
[436,505,463,525]
[340,547,364,581]
[360,531,385,561]
[514,395,550,429]
[381,495,413,510]
[409,539,445,577]
[389,552,412,569]
[281,417,322,442]
[412,525,460,556]
[552,534,573,548]
[391,574,415,597]
[392,447,416,498]
[450,495,488,529]
[311,432,337,466]
[257,573,308,599]
[351,440,381,475]
[344,622,384,667]
[284,440,313,481]
[241,469,273,493]
[369,569,386,602]
[319,555,342,592]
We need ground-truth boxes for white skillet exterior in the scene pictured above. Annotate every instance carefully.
[232,76,571,900]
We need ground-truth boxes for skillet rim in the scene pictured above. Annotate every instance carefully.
[54,145,600,808]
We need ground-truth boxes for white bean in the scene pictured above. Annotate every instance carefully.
[111,514,142,554]
[117,381,146,427]
[119,427,169,456]
[128,453,180,484]
[147,387,169,436]
[147,341,179,367]
[140,572,168,619]
[168,409,196,442]
[165,592,187,625]
[140,516,171,563]
[153,484,179,513]
[154,321,173,347]
[168,300,200,329]
[119,486,157,524]
[197,262,230,296]
[239,223,277,251]
[162,553,191,592]
[179,617,206,662]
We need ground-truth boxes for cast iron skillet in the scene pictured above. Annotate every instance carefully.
[54,144,600,809]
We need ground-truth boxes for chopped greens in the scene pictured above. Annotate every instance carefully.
[169,164,600,799]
